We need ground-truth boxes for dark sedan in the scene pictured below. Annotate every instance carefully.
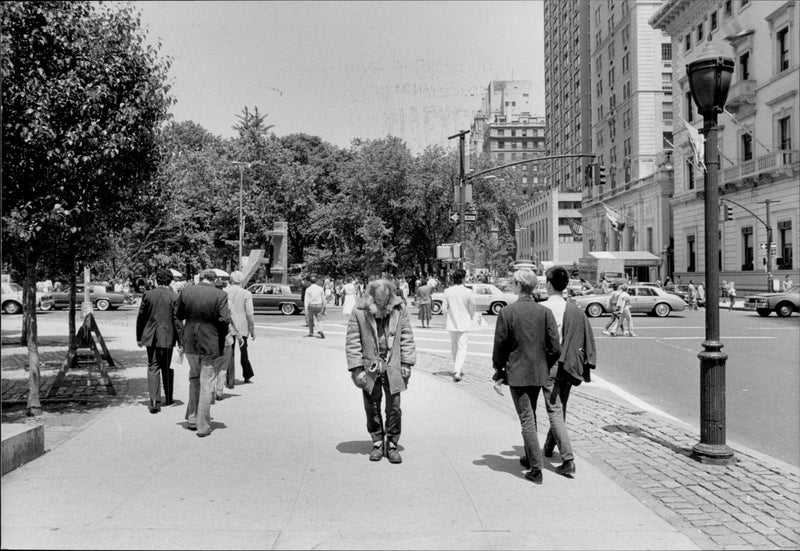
[52,284,127,311]
[248,283,304,315]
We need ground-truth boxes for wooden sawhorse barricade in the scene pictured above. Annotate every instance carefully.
[47,313,116,398]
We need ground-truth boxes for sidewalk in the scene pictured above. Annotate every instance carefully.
[2,316,799,550]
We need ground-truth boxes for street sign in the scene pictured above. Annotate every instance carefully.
[759,243,766,249]
[450,213,459,222]
[464,213,477,221]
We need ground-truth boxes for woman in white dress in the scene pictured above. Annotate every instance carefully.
[342,278,357,317]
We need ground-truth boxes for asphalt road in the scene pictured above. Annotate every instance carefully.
[35,299,800,466]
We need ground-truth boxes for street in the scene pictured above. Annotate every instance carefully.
[32,301,800,466]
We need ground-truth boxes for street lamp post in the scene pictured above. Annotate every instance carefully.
[231,161,263,271]
[686,43,735,464]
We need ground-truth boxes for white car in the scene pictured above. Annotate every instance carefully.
[431,283,518,315]
[2,282,55,314]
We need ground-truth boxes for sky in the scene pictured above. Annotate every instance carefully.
[135,1,545,152]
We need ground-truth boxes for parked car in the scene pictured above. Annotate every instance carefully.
[248,283,304,315]
[431,283,518,315]
[51,283,127,311]
[533,280,549,302]
[1,282,55,314]
[744,285,799,317]
[574,285,686,318]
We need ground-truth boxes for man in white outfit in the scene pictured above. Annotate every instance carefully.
[442,269,476,382]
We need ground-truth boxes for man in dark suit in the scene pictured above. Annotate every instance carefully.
[176,269,230,437]
[492,268,566,485]
[137,268,184,413]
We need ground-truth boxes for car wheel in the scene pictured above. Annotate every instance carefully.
[39,303,52,311]
[586,303,603,318]
[3,301,22,315]
[431,301,442,315]
[756,308,771,317]
[654,303,671,318]
[280,303,297,315]
[776,302,794,318]
[490,302,505,315]
[95,299,111,311]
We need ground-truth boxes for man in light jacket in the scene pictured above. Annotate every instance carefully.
[224,270,255,388]
[346,279,416,464]
[442,269,476,382]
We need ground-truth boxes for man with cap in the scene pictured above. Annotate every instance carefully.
[223,270,255,387]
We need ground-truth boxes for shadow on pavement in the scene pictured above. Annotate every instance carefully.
[603,424,695,459]
[474,447,529,480]
[336,440,405,455]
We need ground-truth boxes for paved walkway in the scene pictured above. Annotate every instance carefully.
[1,314,798,550]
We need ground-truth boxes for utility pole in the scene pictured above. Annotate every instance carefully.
[448,130,470,269]
[761,199,779,292]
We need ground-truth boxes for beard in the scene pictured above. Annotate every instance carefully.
[366,295,392,318]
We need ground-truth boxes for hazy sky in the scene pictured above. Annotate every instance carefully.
[136,1,545,152]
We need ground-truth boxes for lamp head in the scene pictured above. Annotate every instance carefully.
[686,42,734,118]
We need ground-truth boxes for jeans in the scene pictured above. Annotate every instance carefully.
[510,382,574,472]
[449,331,469,375]
[543,377,574,457]
[146,347,174,404]
[185,353,217,434]
[362,373,402,445]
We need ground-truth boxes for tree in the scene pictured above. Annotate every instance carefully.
[1,1,173,415]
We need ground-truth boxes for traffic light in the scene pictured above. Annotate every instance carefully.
[594,164,607,186]
[725,205,734,221]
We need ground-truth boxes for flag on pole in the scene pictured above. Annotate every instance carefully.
[566,217,583,241]
[723,108,771,154]
[679,116,706,172]
[602,203,625,233]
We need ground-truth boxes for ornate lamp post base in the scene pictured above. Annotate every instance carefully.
[692,341,735,465]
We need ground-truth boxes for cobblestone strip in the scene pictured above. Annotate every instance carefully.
[413,352,800,551]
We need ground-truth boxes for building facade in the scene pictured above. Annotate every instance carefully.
[516,190,584,267]
[651,0,799,292]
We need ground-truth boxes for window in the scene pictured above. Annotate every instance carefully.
[623,137,631,156]
[686,158,695,190]
[662,102,672,120]
[595,6,601,25]
[596,32,602,48]
[647,227,653,253]
[621,26,629,46]
[662,43,672,61]
[742,226,754,271]
[609,94,616,111]
[597,79,604,97]
[522,164,528,171]
[685,33,692,51]
[511,129,516,137]
[623,81,632,100]
[623,109,631,129]
[739,51,750,80]
[608,15,615,35]
[685,91,694,122]
[498,140,505,149]
[662,72,672,91]
[522,176,528,184]
[777,27,790,72]
[597,129,604,146]
[497,129,504,136]
[725,0,732,15]
[663,131,673,149]
[687,235,696,272]
[532,164,538,172]
[711,11,718,31]
[741,133,752,161]
[778,220,793,269]
[697,22,704,43]
[779,116,792,150]
[622,53,629,73]
[608,41,615,59]
[597,105,604,120]
[741,0,749,6]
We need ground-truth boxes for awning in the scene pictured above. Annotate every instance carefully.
[587,251,662,266]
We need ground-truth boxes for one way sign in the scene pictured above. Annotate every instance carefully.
[450,213,460,222]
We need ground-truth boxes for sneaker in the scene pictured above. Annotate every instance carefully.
[369,442,384,461]
[525,469,543,484]
[602,330,611,336]
[386,444,402,464]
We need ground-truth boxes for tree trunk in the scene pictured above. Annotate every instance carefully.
[25,255,42,417]
[68,266,77,344]
[20,281,29,346]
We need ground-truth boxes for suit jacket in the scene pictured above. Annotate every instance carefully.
[558,299,597,385]
[345,296,416,395]
[443,284,476,332]
[136,286,183,348]
[492,296,561,387]
[225,284,254,338]
[176,281,230,356]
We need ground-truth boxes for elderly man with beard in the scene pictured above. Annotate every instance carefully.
[346,279,417,464]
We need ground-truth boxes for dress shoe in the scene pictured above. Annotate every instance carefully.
[164,398,174,406]
[386,444,402,464]
[304,334,314,337]
[215,393,224,401]
[148,400,161,414]
[197,431,210,438]
[525,469,543,484]
[242,379,251,385]
[453,373,462,382]
[369,442,384,461]
[555,460,576,477]
[187,424,197,431]
[318,331,325,339]
[520,456,530,469]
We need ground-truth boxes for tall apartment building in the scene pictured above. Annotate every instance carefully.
[651,0,799,292]
[516,190,584,266]
[469,81,546,200]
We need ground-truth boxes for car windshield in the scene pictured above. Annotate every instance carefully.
[784,285,800,294]
[4,282,22,292]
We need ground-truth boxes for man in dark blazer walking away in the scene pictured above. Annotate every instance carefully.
[137,268,184,413]
[492,268,566,485]
[176,269,230,437]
